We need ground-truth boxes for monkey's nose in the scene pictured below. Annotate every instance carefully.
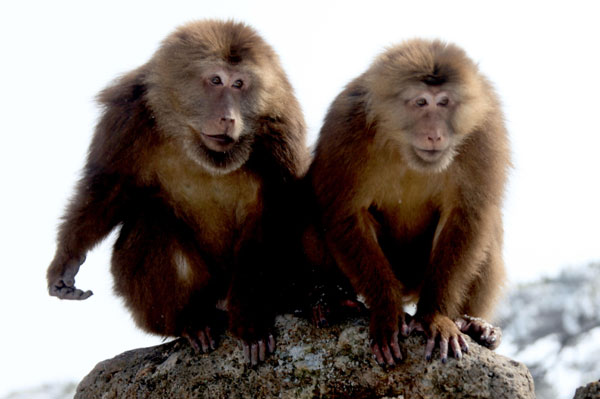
[427,131,442,143]
[220,117,235,130]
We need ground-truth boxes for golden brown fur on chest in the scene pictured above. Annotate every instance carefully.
[145,141,264,255]
[365,143,446,242]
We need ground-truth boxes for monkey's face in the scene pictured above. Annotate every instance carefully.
[398,86,460,173]
[181,67,258,174]
[153,63,261,175]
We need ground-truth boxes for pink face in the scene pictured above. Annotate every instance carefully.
[403,86,458,171]
[198,68,249,152]
[405,88,454,164]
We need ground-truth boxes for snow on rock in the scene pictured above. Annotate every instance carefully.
[497,262,600,399]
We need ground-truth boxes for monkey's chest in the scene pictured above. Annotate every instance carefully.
[160,167,264,255]
[374,172,443,242]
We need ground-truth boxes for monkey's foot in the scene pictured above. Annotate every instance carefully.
[312,304,330,328]
[182,326,217,354]
[369,312,409,367]
[410,314,469,363]
[241,334,276,367]
[370,330,403,367]
[455,314,502,350]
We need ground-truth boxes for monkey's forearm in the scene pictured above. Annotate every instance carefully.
[48,172,127,299]
[417,208,488,319]
[326,210,402,310]
[56,173,127,255]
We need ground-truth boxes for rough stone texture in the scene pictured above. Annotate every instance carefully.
[76,315,535,399]
[573,381,600,399]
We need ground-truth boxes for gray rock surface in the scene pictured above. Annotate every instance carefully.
[573,381,600,399]
[76,315,534,399]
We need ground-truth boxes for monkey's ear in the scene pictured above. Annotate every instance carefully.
[97,66,149,108]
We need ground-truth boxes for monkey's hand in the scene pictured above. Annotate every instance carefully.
[410,314,469,363]
[230,322,276,367]
[183,326,217,354]
[47,253,93,300]
[369,308,408,367]
[455,314,502,350]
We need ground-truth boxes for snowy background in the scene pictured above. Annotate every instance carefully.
[1,1,599,398]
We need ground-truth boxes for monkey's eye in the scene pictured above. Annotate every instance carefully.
[232,79,244,89]
[437,97,449,106]
[415,98,428,107]
[210,76,223,85]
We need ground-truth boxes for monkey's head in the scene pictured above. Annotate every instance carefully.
[366,39,494,173]
[145,20,285,175]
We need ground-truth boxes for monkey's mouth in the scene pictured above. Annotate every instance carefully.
[200,132,236,152]
[415,148,444,162]
[202,133,235,144]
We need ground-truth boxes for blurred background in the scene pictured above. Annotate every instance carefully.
[1,1,599,398]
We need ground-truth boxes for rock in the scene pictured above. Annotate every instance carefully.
[573,381,600,399]
[75,315,535,399]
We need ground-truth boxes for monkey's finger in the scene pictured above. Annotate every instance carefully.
[381,342,395,366]
[440,338,449,363]
[50,285,93,300]
[450,336,462,360]
[204,327,216,351]
[371,343,385,366]
[408,319,424,334]
[182,332,201,353]
[480,326,492,342]
[197,331,210,353]
[268,334,276,353]
[488,327,501,349]
[455,318,468,332]
[250,343,258,366]
[77,289,93,299]
[390,330,402,361]
[400,319,409,337]
[458,334,469,353]
[242,342,251,364]
[258,340,266,362]
[424,337,436,361]
[312,305,328,328]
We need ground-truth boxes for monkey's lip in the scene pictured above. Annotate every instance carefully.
[415,148,444,162]
[200,132,236,151]
[201,133,235,144]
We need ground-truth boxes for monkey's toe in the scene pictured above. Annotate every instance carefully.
[455,315,502,350]
[242,334,275,366]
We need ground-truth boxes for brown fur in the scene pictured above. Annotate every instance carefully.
[46,20,308,358]
[308,39,510,361]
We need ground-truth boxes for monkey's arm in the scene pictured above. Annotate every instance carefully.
[48,69,153,300]
[47,171,129,300]
[414,206,491,361]
[326,208,405,366]
[226,241,276,366]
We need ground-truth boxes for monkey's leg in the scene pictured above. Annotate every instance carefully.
[226,241,278,366]
[327,209,405,367]
[111,214,223,353]
[455,246,505,350]
[414,207,492,362]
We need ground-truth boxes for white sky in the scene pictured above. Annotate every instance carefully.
[1,0,599,396]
